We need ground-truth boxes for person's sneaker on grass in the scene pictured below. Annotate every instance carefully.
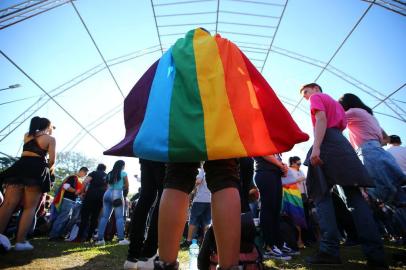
[118,239,130,245]
[133,253,158,270]
[95,240,105,246]
[123,258,138,270]
[305,251,342,265]
[263,245,291,260]
[153,257,179,270]
[14,241,34,251]
[281,242,300,256]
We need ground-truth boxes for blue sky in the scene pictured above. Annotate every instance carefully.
[1,0,405,192]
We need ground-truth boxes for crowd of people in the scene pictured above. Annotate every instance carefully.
[0,83,406,270]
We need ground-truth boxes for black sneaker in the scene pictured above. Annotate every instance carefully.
[305,251,342,265]
[153,257,179,270]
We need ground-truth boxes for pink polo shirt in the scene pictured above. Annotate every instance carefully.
[309,93,347,131]
[345,108,382,149]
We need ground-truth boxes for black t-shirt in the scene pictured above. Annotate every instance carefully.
[64,175,78,201]
[86,171,107,195]
[253,156,281,173]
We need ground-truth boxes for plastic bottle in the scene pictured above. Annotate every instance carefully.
[189,239,199,270]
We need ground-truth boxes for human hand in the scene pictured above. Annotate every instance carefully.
[280,163,289,177]
[249,188,260,201]
[310,147,323,166]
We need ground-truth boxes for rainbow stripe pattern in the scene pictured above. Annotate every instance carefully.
[52,176,82,212]
[105,28,309,162]
[282,183,307,228]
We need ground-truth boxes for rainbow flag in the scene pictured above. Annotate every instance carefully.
[52,175,82,212]
[105,28,309,162]
[282,183,307,228]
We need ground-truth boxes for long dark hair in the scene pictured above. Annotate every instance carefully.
[28,116,51,136]
[338,93,373,115]
[107,160,125,184]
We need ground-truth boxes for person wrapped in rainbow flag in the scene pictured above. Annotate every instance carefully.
[49,167,88,241]
[106,28,309,270]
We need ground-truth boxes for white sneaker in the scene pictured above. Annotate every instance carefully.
[137,254,157,270]
[263,245,291,260]
[95,240,105,246]
[123,259,139,269]
[281,242,300,256]
[14,241,34,251]
[0,234,11,252]
[118,239,130,245]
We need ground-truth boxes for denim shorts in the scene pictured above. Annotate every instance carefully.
[164,159,240,194]
[189,202,211,226]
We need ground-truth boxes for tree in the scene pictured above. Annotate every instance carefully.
[54,151,96,179]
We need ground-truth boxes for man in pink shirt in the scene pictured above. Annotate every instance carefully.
[300,83,386,269]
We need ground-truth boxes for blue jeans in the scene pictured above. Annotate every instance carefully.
[49,198,75,238]
[315,187,385,262]
[361,140,406,203]
[97,189,125,241]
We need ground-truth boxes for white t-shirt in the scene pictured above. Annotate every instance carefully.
[282,168,306,195]
[193,168,211,203]
[387,145,406,174]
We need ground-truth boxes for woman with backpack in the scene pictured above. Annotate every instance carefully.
[95,160,129,245]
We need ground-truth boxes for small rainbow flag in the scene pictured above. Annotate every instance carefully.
[52,175,82,211]
[282,183,307,228]
[105,28,309,162]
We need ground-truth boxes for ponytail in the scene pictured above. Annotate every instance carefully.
[28,116,41,136]
[28,116,51,136]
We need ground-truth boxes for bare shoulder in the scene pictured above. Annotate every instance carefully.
[23,133,32,142]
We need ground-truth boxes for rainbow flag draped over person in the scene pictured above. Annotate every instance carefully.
[52,175,82,211]
[282,183,307,228]
[104,28,309,162]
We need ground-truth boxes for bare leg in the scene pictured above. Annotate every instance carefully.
[0,185,24,233]
[16,186,42,242]
[187,224,197,242]
[211,187,240,269]
[158,188,189,263]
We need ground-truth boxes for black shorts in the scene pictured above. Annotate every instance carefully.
[164,159,240,194]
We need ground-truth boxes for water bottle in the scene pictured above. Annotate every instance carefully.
[189,239,199,270]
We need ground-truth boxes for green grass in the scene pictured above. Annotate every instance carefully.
[0,237,405,269]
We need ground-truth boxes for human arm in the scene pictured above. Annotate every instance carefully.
[262,155,288,176]
[123,175,129,193]
[47,136,56,173]
[311,110,327,166]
